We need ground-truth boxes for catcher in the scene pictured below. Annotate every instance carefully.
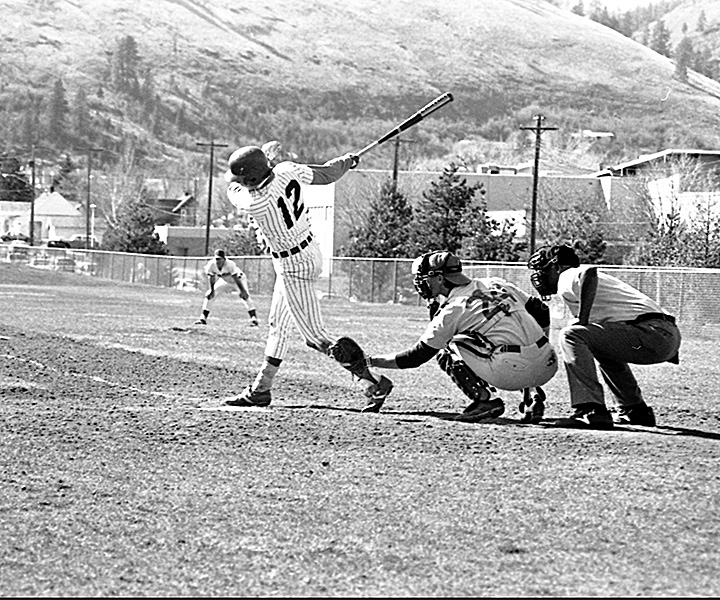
[527,243,681,428]
[363,251,558,422]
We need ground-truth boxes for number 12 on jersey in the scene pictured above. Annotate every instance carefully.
[277,180,304,229]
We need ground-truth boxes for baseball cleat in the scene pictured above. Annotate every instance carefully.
[225,385,272,407]
[613,402,656,427]
[454,398,505,423]
[194,318,207,325]
[361,375,393,413]
[519,387,546,423]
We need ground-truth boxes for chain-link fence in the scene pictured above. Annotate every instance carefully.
[3,244,718,335]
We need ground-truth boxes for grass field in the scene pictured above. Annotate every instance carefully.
[1,263,719,597]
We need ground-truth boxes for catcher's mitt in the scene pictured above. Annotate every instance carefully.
[327,336,369,379]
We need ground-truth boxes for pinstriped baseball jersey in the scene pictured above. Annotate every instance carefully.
[227,162,314,254]
[225,156,354,361]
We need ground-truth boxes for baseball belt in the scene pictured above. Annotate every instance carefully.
[627,312,676,325]
[496,336,549,354]
[271,233,313,259]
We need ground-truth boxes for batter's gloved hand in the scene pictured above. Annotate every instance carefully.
[328,336,369,379]
[347,154,360,169]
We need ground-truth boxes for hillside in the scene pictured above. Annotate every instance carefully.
[2,0,720,176]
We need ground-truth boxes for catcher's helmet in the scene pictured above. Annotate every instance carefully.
[224,146,273,189]
[412,251,472,299]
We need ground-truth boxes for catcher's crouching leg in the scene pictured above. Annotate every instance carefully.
[436,349,505,421]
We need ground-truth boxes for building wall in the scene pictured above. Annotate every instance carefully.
[333,169,607,254]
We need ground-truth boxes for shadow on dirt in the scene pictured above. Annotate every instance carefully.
[286,404,720,440]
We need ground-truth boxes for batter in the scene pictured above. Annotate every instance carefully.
[222,145,392,409]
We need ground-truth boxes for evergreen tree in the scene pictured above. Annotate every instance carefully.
[111,35,141,98]
[571,1,584,16]
[102,198,168,254]
[72,86,90,139]
[48,78,69,144]
[674,37,694,83]
[344,180,414,258]
[649,19,672,58]
[0,156,32,202]
[408,162,481,256]
[697,9,707,33]
[460,192,526,262]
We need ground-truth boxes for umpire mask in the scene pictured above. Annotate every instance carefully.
[527,244,579,300]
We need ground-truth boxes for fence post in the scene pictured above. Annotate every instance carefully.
[370,259,375,303]
[328,257,333,297]
[349,260,354,300]
[392,259,398,303]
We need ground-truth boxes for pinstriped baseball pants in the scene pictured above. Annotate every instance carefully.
[264,240,334,360]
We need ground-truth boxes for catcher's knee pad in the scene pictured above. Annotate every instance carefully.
[437,349,491,402]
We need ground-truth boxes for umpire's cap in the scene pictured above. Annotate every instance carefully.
[413,251,472,285]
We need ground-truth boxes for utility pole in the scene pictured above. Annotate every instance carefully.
[29,145,37,246]
[391,137,416,195]
[82,147,104,249]
[519,114,557,254]
[196,138,228,256]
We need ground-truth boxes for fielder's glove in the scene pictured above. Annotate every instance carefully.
[327,336,368,379]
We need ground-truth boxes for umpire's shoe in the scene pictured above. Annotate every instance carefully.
[361,375,393,413]
[454,398,505,423]
[558,403,614,429]
[614,402,656,427]
[225,385,271,407]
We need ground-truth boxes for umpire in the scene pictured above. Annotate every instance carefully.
[528,244,682,429]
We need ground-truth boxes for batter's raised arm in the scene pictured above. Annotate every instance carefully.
[309,153,359,185]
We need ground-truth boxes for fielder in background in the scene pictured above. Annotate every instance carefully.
[527,243,682,429]
[222,145,393,410]
[364,251,558,422]
[195,249,259,327]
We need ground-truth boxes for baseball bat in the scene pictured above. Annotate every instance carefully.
[356,92,454,157]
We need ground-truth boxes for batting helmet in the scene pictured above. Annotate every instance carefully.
[224,146,273,189]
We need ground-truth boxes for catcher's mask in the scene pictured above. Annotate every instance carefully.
[527,244,580,299]
[224,146,273,189]
[412,251,472,300]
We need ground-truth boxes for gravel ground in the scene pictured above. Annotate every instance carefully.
[1,264,719,597]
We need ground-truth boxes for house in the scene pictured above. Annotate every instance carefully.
[594,148,720,239]
[7,191,92,243]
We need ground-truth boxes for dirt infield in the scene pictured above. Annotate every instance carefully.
[1,263,719,596]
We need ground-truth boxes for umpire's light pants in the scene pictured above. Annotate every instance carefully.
[559,319,682,408]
